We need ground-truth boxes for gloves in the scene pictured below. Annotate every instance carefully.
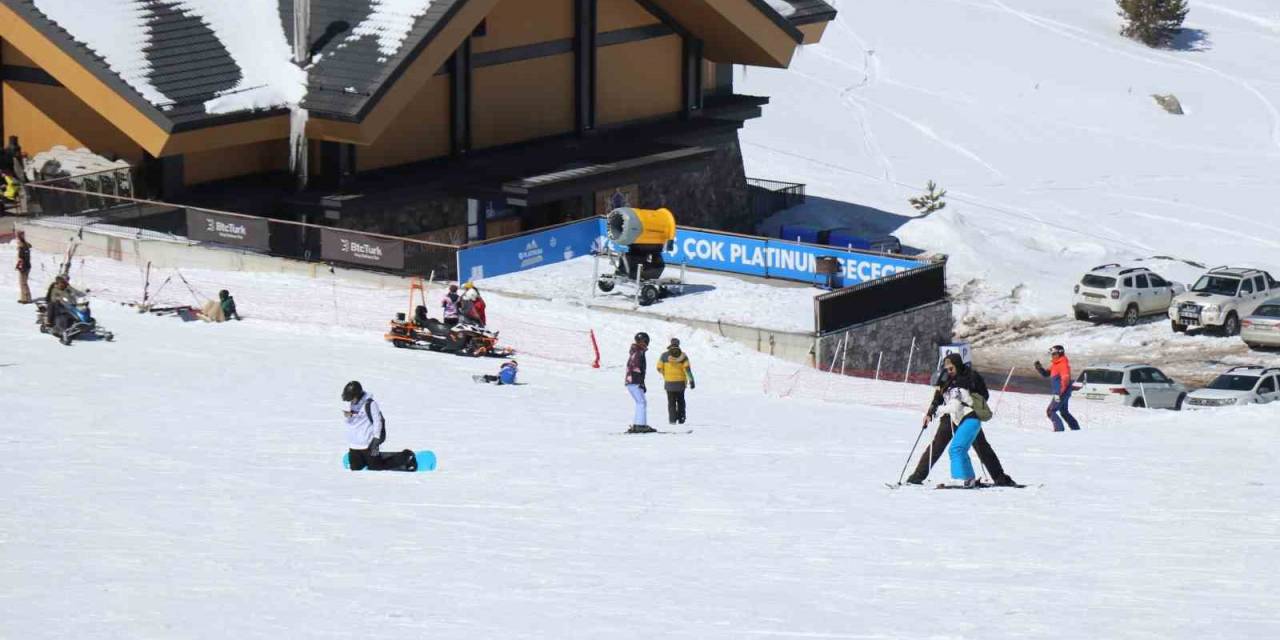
[639,384,647,393]
[689,380,696,390]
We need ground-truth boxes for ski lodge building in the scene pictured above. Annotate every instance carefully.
[0,0,835,242]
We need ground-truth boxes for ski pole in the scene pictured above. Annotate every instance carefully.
[895,419,930,485]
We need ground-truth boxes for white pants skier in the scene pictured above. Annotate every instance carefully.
[626,384,647,426]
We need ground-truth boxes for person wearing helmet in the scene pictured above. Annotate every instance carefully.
[656,338,695,425]
[475,360,519,385]
[625,332,654,433]
[218,290,240,321]
[44,274,86,336]
[459,284,487,327]
[442,284,461,327]
[341,381,418,471]
[1035,345,1081,432]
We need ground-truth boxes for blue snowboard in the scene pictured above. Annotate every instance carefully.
[342,450,436,472]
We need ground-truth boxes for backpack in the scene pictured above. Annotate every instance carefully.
[365,398,386,445]
[970,394,993,422]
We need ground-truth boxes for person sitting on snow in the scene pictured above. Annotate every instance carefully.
[475,360,519,385]
[200,289,241,322]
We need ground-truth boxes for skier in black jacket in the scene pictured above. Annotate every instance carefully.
[906,354,1018,486]
[624,332,654,433]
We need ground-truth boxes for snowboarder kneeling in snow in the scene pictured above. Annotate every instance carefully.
[342,381,417,471]
[475,360,519,385]
[625,332,654,433]
[656,338,694,425]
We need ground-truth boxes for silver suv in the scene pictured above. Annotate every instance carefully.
[1170,267,1278,335]
[1072,264,1184,326]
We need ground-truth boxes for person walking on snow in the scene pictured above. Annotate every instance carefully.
[341,381,417,471]
[934,353,987,488]
[656,338,695,425]
[1035,345,1081,432]
[908,355,1017,486]
[15,230,32,303]
[442,284,460,327]
[625,332,654,433]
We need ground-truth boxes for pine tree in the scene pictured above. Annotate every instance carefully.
[1116,0,1189,47]
[909,181,947,216]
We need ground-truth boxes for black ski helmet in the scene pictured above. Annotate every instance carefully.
[634,332,650,345]
[342,381,364,402]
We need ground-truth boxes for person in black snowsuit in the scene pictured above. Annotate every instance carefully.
[906,354,1018,486]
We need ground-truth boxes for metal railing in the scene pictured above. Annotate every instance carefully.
[746,176,806,219]
[20,182,462,279]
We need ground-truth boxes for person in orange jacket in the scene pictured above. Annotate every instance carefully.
[1034,345,1081,432]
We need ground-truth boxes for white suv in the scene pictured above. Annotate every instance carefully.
[1072,363,1187,410]
[1072,265,1184,326]
[1184,366,1280,409]
[1169,267,1278,335]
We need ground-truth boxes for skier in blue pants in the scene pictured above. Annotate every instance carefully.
[937,353,985,487]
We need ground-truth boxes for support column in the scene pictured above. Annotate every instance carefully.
[681,36,703,119]
[574,0,597,135]
[450,38,473,157]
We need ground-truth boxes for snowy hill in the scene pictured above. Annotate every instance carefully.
[3,243,1280,638]
[739,0,1280,350]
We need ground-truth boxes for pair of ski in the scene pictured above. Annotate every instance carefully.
[884,480,1030,490]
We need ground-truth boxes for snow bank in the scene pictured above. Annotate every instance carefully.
[32,0,169,107]
[764,0,797,18]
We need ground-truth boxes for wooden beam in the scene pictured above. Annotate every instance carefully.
[573,0,597,135]
[450,37,473,156]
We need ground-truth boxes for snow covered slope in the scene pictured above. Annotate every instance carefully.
[2,243,1279,638]
[740,0,1280,333]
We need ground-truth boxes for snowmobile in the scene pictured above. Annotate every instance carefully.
[37,298,114,345]
[383,280,513,358]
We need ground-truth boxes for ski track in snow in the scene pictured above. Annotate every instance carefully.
[988,0,1280,152]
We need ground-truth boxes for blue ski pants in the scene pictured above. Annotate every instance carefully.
[1047,392,1081,432]
[626,384,647,426]
[949,416,983,480]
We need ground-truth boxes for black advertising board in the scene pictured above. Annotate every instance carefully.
[320,228,406,270]
[186,210,270,250]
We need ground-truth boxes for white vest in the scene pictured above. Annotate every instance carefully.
[345,393,384,449]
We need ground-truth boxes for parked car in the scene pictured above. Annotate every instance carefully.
[1170,267,1278,335]
[1241,298,1280,349]
[1183,366,1280,409]
[1072,264,1184,326]
[1071,363,1187,410]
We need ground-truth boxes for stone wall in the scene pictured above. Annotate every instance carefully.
[636,135,753,233]
[815,300,955,382]
[333,192,468,239]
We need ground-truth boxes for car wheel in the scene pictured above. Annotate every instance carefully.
[1173,394,1185,411]
[1171,320,1186,333]
[1074,309,1089,321]
[1122,305,1139,327]
[1132,397,1146,409]
[1245,342,1261,351]
[1222,313,1241,337]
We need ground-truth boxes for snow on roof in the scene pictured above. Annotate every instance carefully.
[346,0,442,61]
[175,1,306,115]
[32,0,172,108]
[763,0,798,18]
[31,0,306,116]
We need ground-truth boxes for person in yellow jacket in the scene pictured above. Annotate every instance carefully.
[656,338,695,425]
[1,170,18,213]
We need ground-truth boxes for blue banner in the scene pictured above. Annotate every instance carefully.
[663,230,923,286]
[457,218,604,282]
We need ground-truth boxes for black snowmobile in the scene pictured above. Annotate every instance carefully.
[385,308,512,358]
[37,298,114,345]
